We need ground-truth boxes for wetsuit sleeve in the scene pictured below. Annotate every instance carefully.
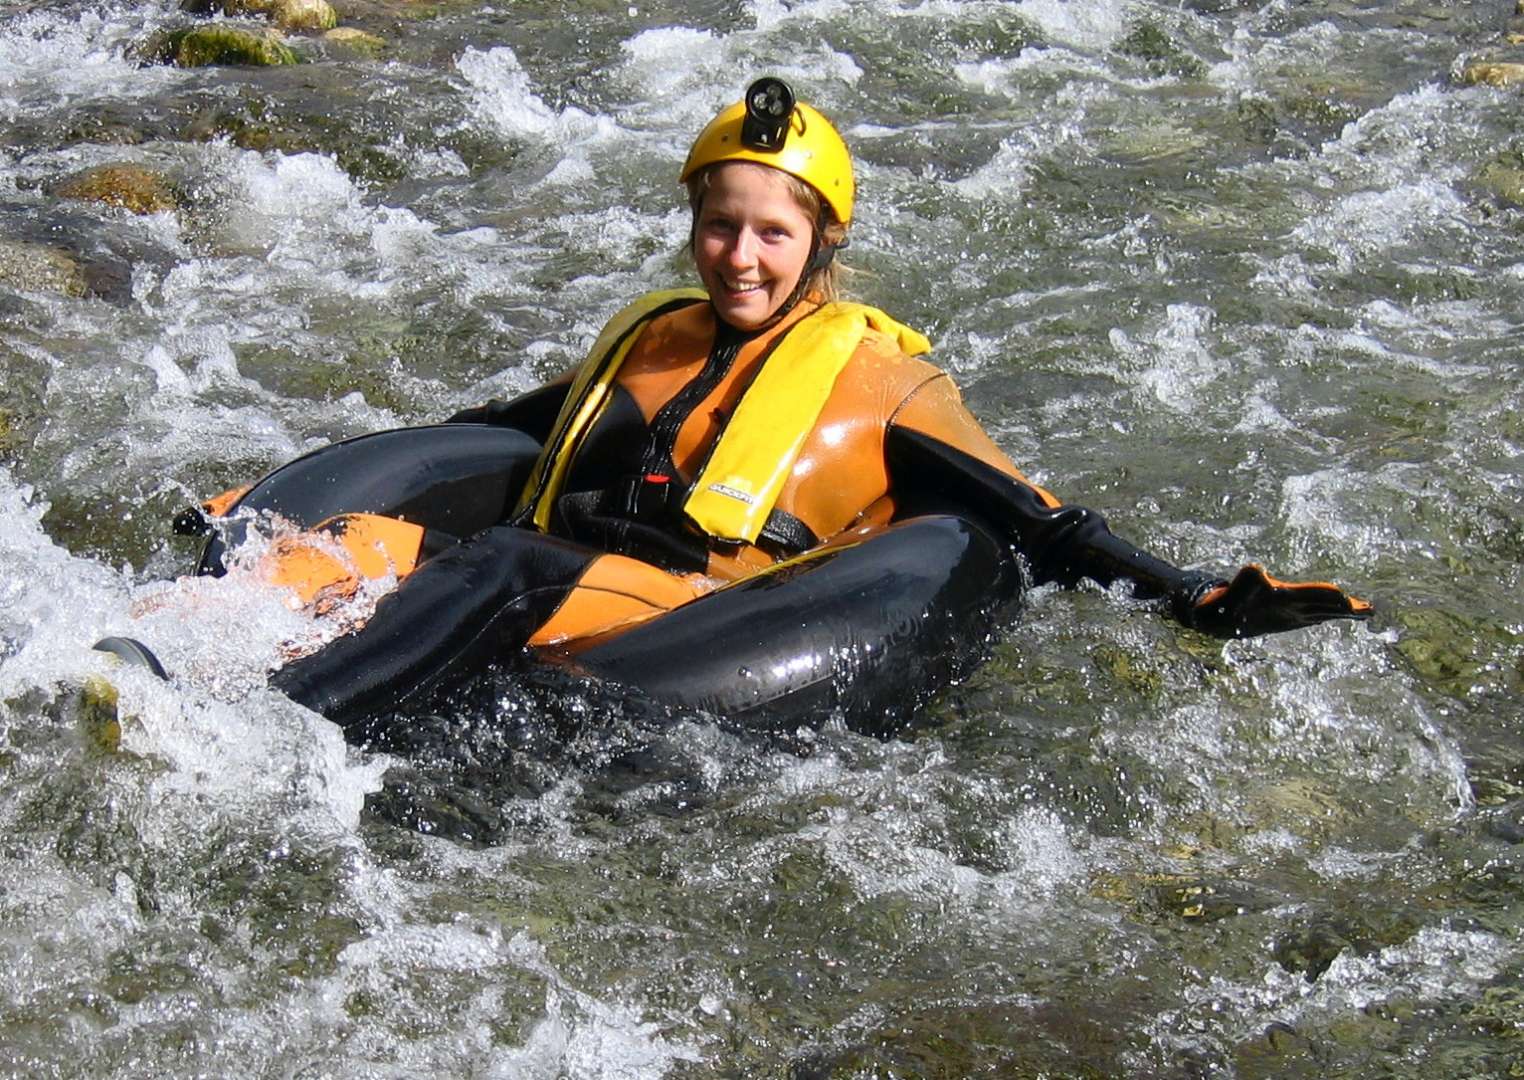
[887,373,1062,505]
[884,420,1372,638]
[445,381,571,443]
[884,423,1221,608]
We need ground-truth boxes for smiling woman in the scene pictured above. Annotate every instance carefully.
[12,0,1517,1071]
[691,164,818,330]
[163,76,1375,732]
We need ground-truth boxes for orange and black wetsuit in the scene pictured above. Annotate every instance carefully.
[270,294,1367,729]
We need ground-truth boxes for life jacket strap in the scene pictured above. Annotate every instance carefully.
[682,301,932,544]
[523,293,932,552]
[515,288,709,531]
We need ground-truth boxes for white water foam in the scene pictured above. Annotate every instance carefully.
[0,460,387,854]
[1108,302,1230,413]
[458,46,622,157]
[0,2,181,125]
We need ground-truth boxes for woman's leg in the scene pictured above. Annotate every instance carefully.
[270,526,599,730]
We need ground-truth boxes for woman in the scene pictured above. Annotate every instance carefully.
[266,78,1370,728]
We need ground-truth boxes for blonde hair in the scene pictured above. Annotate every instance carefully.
[685,164,848,302]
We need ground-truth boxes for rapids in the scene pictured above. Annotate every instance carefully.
[2,0,1523,1075]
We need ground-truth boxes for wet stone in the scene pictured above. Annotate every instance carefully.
[0,240,88,298]
[181,0,276,15]
[1474,151,1524,207]
[272,0,338,31]
[1484,802,1524,844]
[1461,61,1524,88]
[52,164,179,215]
[1114,20,1208,79]
[322,26,385,57]
[76,677,123,755]
[1271,908,1421,982]
[140,25,300,67]
[1161,878,1278,922]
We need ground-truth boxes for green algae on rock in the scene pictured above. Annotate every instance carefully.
[141,25,300,67]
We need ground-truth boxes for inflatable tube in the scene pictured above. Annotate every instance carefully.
[194,424,1023,738]
[547,513,1018,735]
[196,424,542,576]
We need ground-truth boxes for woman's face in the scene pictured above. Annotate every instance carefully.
[692,163,815,331]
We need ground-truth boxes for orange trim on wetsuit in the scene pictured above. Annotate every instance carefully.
[265,512,427,609]
[527,555,711,646]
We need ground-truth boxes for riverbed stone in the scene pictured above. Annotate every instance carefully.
[0,240,88,298]
[273,0,337,31]
[142,25,300,67]
[53,164,179,215]
[1475,157,1524,207]
[322,26,385,57]
[1460,61,1524,88]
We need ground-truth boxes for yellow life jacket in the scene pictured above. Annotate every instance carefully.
[518,292,932,545]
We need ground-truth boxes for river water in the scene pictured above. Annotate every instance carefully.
[3,0,1523,1075]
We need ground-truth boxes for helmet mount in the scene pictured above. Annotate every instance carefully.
[740,77,796,152]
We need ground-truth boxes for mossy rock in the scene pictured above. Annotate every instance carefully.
[53,164,179,215]
[1114,20,1207,79]
[322,26,385,57]
[1475,151,1524,207]
[142,25,300,67]
[78,677,123,754]
[183,95,410,185]
[1468,982,1524,1040]
[0,240,88,298]
[272,0,337,31]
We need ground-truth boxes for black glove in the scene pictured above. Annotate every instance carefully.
[1180,564,1373,639]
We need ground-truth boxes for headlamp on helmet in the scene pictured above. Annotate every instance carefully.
[680,76,856,227]
[740,77,795,151]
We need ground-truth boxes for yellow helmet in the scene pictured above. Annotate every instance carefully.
[680,78,855,227]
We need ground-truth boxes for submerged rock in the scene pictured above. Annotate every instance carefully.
[321,26,385,57]
[1461,61,1524,87]
[1271,908,1421,982]
[1114,20,1207,79]
[53,164,179,215]
[0,240,88,298]
[141,25,300,67]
